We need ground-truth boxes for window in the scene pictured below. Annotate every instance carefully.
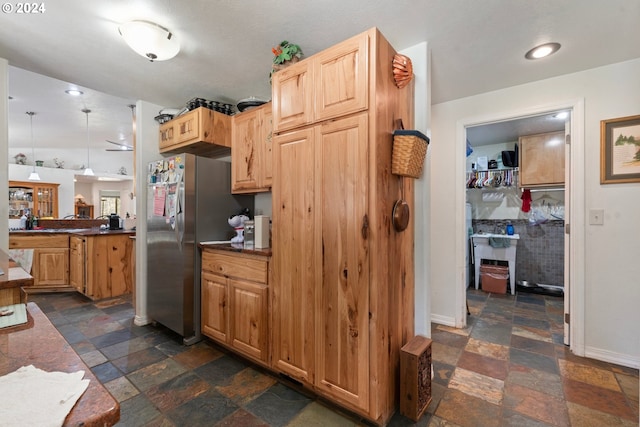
[100,190,121,217]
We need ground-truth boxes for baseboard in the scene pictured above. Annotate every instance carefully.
[134,314,150,326]
[584,346,640,369]
[430,313,456,327]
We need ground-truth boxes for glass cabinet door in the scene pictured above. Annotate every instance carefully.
[9,185,34,218]
[36,184,58,217]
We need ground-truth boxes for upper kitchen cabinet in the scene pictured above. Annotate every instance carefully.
[159,107,231,157]
[519,131,565,187]
[9,181,59,219]
[231,102,273,193]
[272,31,368,133]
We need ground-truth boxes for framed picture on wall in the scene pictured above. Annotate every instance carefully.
[600,114,640,184]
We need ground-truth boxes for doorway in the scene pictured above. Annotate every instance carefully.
[455,100,586,355]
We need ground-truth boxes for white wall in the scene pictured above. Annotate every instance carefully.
[431,58,640,366]
[0,58,8,250]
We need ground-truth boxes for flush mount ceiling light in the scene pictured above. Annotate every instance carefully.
[525,42,561,60]
[118,20,180,62]
[82,108,94,176]
[26,111,41,181]
[65,89,84,96]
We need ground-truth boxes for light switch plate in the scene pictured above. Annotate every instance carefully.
[589,209,604,225]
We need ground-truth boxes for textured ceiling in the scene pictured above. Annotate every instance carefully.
[2,0,639,155]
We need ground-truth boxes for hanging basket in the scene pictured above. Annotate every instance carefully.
[392,130,429,178]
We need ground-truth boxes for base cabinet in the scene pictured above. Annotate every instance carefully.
[69,236,85,293]
[84,234,134,300]
[9,234,69,290]
[201,249,269,364]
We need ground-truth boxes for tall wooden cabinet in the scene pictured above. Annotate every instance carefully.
[231,102,273,193]
[271,27,415,424]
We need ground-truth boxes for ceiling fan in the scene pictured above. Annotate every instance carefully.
[105,139,133,151]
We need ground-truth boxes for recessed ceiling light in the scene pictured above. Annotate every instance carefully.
[65,89,84,96]
[553,111,569,120]
[525,42,561,60]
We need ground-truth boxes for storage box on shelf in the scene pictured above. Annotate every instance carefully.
[159,107,231,157]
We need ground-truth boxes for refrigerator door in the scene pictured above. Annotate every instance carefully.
[147,154,253,345]
[147,157,193,340]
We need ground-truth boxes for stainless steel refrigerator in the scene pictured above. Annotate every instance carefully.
[146,153,253,344]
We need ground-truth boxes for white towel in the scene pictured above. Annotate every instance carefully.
[0,365,90,427]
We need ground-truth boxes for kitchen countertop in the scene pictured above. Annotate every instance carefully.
[10,228,135,236]
[0,303,120,426]
[199,242,272,257]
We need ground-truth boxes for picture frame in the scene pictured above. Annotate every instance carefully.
[600,114,640,184]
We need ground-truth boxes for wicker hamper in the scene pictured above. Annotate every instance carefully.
[392,129,429,178]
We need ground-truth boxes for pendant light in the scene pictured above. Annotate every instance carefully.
[82,108,94,176]
[26,111,41,181]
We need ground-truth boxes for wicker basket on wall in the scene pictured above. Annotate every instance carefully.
[392,129,429,178]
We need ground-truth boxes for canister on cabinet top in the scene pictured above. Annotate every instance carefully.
[254,215,270,249]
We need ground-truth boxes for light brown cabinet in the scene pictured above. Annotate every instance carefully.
[75,204,94,218]
[9,234,69,290]
[69,235,85,292]
[272,33,367,133]
[9,181,59,219]
[201,249,269,364]
[231,102,273,193]
[519,131,565,187]
[271,27,414,424]
[159,107,232,157]
[84,234,134,300]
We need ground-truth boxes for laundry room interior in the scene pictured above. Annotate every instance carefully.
[465,111,569,299]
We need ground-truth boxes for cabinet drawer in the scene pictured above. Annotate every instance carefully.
[202,251,267,283]
[10,234,69,249]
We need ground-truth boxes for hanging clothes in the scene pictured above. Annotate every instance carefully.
[521,189,532,212]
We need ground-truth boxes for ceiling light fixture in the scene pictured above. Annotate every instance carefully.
[118,20,180,62]
[65,89,84,96]
[525,42,561,60]
[25,111,41,181]
[553,111,569,120]
[82,108,94,176]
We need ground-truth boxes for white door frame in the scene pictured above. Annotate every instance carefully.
[455,99,585,355]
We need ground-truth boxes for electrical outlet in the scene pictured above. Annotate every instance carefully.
[589,209,604,225]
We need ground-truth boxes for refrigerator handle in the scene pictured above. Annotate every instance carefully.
[175,182,184,249]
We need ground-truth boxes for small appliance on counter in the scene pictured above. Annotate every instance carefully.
[109,214,122,230]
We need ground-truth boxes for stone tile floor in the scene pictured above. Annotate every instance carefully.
[29,289,638,426]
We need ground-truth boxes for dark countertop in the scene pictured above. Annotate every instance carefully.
[199,242,272,257]
[0,303,120,426]
[10,228,135,236]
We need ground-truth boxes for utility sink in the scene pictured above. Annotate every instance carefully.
[471,232,519,240]
[471,233,519,294]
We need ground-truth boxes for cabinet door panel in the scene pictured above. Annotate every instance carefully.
[272,127,316,382]
[35,248,69,286]
[519,131,565,187]
[201,272,229,343]
[230,279,268,361]
[315,33,368,122]
[260,107,274,188]
[316,114,370,411]
[272,61,314,133]
[232,109,260,192]
[175,110,199,143]
[69,237,85,293]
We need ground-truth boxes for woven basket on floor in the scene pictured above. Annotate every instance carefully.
[392,130,429,178]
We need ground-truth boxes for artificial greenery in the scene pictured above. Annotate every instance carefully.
[272,40,303,65]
